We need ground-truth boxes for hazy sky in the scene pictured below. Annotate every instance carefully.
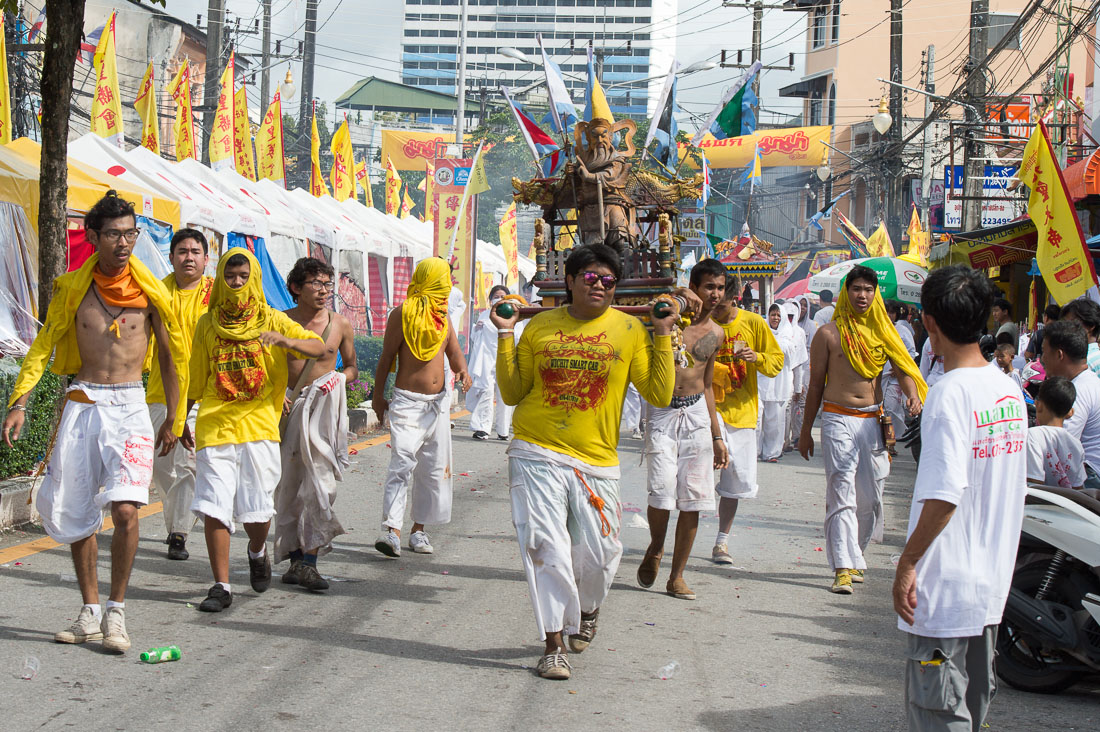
[124,0,808,127]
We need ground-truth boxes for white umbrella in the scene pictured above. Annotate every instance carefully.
[808,257,927,304]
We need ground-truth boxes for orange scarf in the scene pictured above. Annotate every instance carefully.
[91,265,150,310]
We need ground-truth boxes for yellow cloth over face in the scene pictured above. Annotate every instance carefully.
[402,258,452,362]
[8,254,191,435]
[833,285,928,403]
[207,248,275,403]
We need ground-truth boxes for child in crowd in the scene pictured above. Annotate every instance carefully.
[1027,376,1086,491]
[994,343,1023,390]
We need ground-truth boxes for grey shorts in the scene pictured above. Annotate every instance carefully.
[905,625,998,732]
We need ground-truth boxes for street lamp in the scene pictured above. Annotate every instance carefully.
[279,68,297,102]
[682,60,718,74]
[816,164,831,182]
[872,95,892,135]
[498,47,534,65]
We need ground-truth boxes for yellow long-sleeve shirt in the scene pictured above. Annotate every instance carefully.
[713,309,784,428]
[147,275,213,405]
[497,306,675,468]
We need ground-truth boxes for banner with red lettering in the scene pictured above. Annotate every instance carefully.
[679,125,831,169]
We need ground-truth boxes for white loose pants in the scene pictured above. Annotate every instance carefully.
[509,456,623,640]
[382,388,453,532]
[468,380,513,437]
[148,402,198,536]
[757,400,788,461]
[821,404,889,571]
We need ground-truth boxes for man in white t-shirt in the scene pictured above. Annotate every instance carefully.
[919,338,945,389]
[812,289,835,326]
[1041,319,1100,492]
[893,265,1027,732]
[1027,376,1086,490]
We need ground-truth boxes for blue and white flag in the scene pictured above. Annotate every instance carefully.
[538,34,577,137]
[809,189,852,230]
[645,62,679,167]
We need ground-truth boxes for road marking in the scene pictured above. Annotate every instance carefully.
[0,409,471,564]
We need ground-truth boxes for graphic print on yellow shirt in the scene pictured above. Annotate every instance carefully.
[712,309,784,429]
[537,330,623,413]
[212,336,266,401]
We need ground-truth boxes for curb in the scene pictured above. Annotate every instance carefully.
[0,476,39,531]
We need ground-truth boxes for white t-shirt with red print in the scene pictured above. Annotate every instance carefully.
[1026,425,1086,490]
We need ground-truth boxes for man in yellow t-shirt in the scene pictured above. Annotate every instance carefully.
[710,274,783,565]
[147,229,213,562]
[187,249,325,613]
[492,244,691,681]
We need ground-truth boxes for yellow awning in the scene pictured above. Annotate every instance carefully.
[5,138,181,229]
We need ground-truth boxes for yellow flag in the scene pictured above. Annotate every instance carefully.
[0,18,12,145]
[355,159,374,207]
[556,209,577,250]
[899,205,929,267]
[467,151,490,195]
[91,12,123,145]
[168,61,196,161]
[134,63,159,154]
[499,201,519,288]
[474,260,487,308]
[209,52,235,171]
[423,161,436,223]
[401,186,414,219]
[232,87,255,181]
[329,118,356,201]
[1019,122,1098,304]
[385,157,402,215]
[310,109,329,197]
[256,92,285,185]
[866,223,894,258]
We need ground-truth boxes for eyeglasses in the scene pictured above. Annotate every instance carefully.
[98,228,141,243]
[305,279,335,292]
[581,271,618,289]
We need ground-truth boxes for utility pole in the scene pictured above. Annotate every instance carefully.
[260,0,272,111]
[718,3,794,78]
[299,0,319,186]
[751,0,763,95]
[885,0,903,249]
[455,0,469,145]
[962,0,988,232]
[920,45,936,230]
[202,0,226,164]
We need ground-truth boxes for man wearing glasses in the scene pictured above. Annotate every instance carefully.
[272,258,358,591]
[491,244,695,680]
[146,228,213,562]
[2,192,190,653]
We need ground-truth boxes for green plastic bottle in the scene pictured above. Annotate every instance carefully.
[140,645,181,664]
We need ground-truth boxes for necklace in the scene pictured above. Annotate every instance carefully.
[92,285,128,339]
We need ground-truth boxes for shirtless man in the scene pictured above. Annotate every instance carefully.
[2,192,188,652]
[799,265,926,594]
[273,258,358,591]
[638,257,730,600]
[373,257,471,557]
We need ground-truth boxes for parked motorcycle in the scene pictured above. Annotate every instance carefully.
[996,485,1100,693]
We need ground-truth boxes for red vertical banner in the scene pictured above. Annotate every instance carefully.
[433,157,475,340]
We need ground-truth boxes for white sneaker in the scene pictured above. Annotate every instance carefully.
[101,607,130,653]
[409,530,434,554]
[54,606,103,644]
[374,531,401,558]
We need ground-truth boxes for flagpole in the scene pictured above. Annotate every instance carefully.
[447,141,485,259]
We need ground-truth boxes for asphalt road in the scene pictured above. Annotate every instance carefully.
[1,415,1097,731]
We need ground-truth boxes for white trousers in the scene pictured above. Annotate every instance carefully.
[621,385,642,432]
[148,402,198,536]
[757,400,788,461]
[509,456,623,640]
[821,405,889,571]
[790,390,807,444]
[716,422,758,499]
[883,377,908,434]
[468,380,513,436]
[37,382,153,544]
[382,388,453,532]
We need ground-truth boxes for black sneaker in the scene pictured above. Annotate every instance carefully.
[199,584,232,612]
[166,533,189,561]
[298,564,330,592]
[248,549,272,593]
[282,559,303,585]
[472,431,489,440]
[569,609,599,653]
[496,434,509,441]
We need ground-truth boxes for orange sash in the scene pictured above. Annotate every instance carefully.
[823,402,879,419]
[91,265,149,309]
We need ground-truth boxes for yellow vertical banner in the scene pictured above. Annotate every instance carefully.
[499,201,519,288]
[421,161,436,222]
[474,260,486,308]
[865,223,894,258]
[401,187,414,219]
[91,11,123,145]
[433,158,475,339]
[329,118,356,201]
[0,18,11,144]
[208,52,236,171]
[556,208,577,250]
[309,109,329,197]
[232,86,255,181]
[385,157,402,215]
[255,91,285,185]
[168,61,196,161]
[1019,122,1099,304]
[134,63,159,154]
[356,159,374,207]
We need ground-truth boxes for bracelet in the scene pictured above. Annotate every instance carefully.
[712,435,722,440]
[497,330,515,336]
[9,405,26,412]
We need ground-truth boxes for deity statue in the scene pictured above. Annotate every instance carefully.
[568,118,639,252]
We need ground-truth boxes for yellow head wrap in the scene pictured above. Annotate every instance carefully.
[402,258,452,362]
[834,282,928,403]
[208,248,275,402]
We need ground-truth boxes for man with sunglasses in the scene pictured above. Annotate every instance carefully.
[2,192,190,653]
[273,258,358,591]
[492,244,695,681]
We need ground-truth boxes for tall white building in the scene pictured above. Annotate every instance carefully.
[400,0,677,120]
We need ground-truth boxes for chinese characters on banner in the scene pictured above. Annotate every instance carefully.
[1019,122,1099,304]
[385,157,402,215]
[434,158,475,337]
[232,86,255,181]
[135,63,159,154]
[208,53,236,171]
[330,118,356,201]
[91,11,123,146]
[499,201,519,288]
[256,92,285,185]
[168,61,196,161]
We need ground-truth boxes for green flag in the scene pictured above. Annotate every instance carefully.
[692,61,761,146]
